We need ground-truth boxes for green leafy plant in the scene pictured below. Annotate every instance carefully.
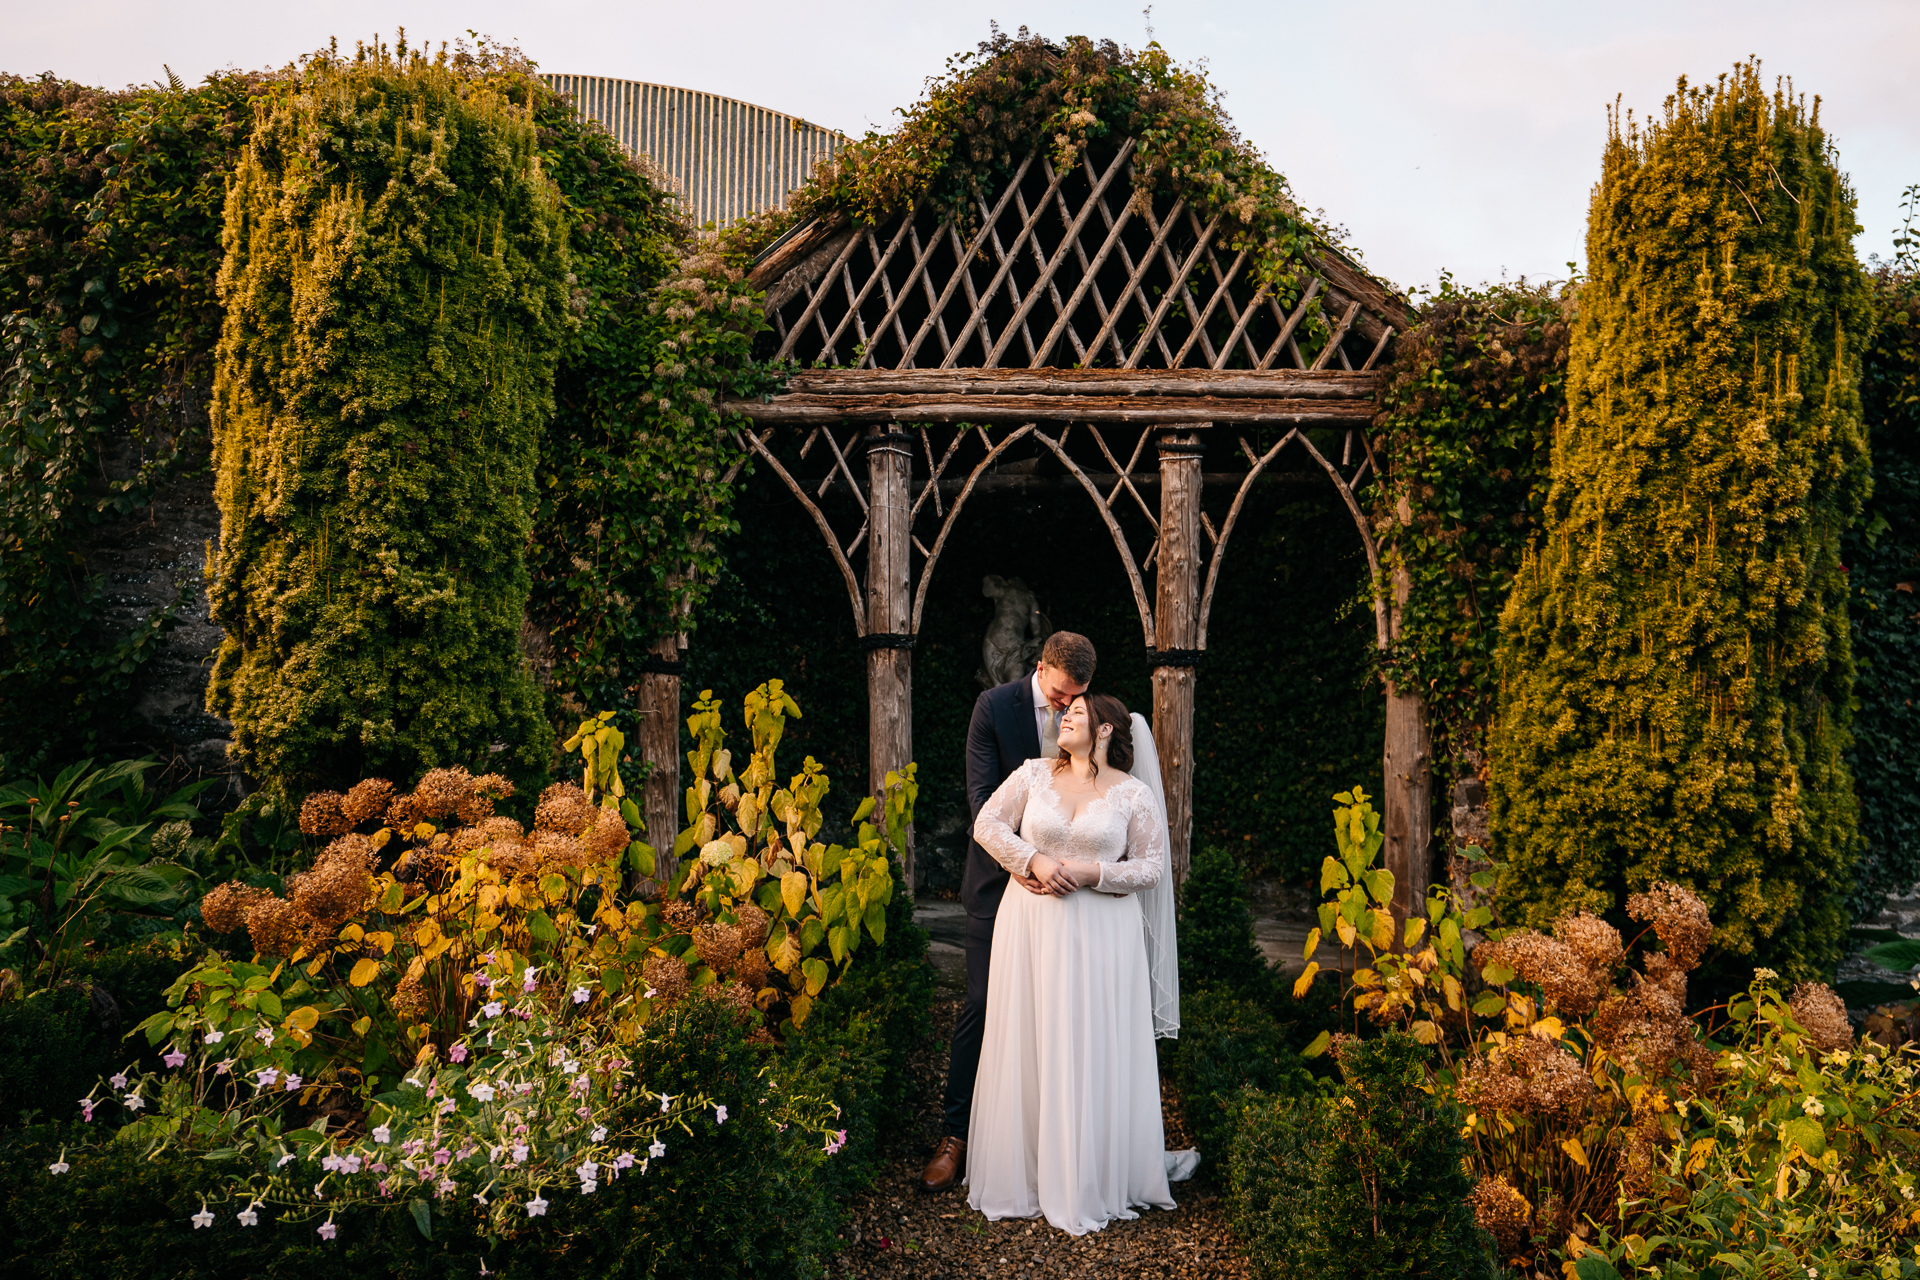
[0,758,208,977]
[670,681,912,1028]
[1493,62,1872,980]
[1296,787,1484,1055]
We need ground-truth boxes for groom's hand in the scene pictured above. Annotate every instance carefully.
[1011,871,1050,895]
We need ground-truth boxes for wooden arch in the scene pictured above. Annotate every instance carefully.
[654,142,1429,910]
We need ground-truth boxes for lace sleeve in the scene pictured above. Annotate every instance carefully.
[972,760,1042,878]
[1095,781,1167,894]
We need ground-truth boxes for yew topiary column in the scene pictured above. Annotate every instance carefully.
[207,47,570,793]
[1491,64,1872,978]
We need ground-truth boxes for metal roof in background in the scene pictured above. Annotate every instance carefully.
[543,75,846,228]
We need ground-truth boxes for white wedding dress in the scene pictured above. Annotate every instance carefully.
[965,728,1198,1236]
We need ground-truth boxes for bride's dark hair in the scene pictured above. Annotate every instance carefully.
[1054,692,1134,775]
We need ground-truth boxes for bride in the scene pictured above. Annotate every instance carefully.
[965,691,1196,1235]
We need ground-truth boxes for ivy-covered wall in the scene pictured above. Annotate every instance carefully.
[1491,66,1872,979]
[207,46,571,793]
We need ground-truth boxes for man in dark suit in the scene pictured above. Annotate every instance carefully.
[918,630,1096,1192]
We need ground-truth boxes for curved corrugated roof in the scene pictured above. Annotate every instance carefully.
[542,75,845,227]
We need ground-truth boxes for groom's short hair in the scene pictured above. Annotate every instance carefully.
[1039,631,1097,685]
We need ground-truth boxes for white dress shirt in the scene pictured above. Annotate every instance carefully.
[1030,669,1058,759]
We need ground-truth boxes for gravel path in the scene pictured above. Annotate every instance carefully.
[830,997,1253,1279]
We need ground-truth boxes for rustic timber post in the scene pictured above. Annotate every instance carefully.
[865,425,916,887]
[1153,428,1206,889]
[638,630,683,894]
[1381,494,1433,928]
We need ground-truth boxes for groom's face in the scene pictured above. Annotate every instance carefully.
[1035,661,1088,711]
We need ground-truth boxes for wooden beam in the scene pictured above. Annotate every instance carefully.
[865,427,915,888]
[728,393,1377,427]
[777,367,1381,399]
[638,632,682,895]
[1152,430,1204,889]
[931,470,1329,497]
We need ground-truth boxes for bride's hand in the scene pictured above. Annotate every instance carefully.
[1026,854,1077,896]
[1065,860,1104,889]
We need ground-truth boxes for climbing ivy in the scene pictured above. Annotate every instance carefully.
[1845,257,1920,920]
[1491,65,1872,979]
[1373,277,1571,806]
[206,41,571,792]
[728,27,1345,320]
[0,71,277,773]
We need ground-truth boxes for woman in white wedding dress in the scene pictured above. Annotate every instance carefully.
[965,692,1197,1235]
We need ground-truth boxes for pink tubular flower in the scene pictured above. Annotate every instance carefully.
[824,1129,847,1155]
[162,1050,187,1069]
[109,1073,128,1090]
[318,1220,337,1240]
[78,1099,95,1122]
[449,1043,469,1064]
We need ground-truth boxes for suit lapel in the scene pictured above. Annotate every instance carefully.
[1011,674,1042,761]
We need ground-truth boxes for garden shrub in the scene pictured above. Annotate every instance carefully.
[1177,843,1269,999]
[1846,256,1920,921]
[206,42,572,794]
[1229,1034,1493,1279]
[1493,62,1872,979]
[1167,988,1314,1167]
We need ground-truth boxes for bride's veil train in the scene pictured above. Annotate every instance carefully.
[1126,713,1181,1041]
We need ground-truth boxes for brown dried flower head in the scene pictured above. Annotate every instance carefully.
[298,791,351,838]
[452,817,527,857]
[1457,1035,1597,1118]
[585,807,631,862]
[1474,929,1607,1016]
[643,955,691,1006]
[200,881,270,934]
[704,979,758,1025]
[661,901,700,935]
[387,792,421,832]
[391,973,430,1022]
[734,903,772,951]
[1788,982,1854,1053]
[694,922,745,973]
[1626,882,1712,971]
[534,782,597,836]
[737,949,771,990]
[457,773,514,825]
[1555,912,1624,975]
[530,829,588,869]
[1468,1177,1532,1256]
[413,767,474,819]
[288,837,377,929]
[341,778,395,826]
[244,895,305,957]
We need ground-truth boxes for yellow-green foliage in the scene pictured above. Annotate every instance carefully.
[1492,63,1873,977]
[207,44,570,791]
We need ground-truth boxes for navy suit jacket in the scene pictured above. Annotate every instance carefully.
[962,674,1044,919]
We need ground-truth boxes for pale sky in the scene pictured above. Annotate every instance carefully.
[10,0,1918,294]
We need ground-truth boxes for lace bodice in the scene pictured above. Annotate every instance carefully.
[973,759,1167,895]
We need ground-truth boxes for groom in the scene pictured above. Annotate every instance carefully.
[918,630,1097,1193]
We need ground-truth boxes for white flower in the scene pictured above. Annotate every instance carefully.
[49,1155,70,1176]
[579,1179,598,1194]
[109,1073,128,1090]
[577,1161,600,1181]
[483,1001,503,1018]
[469,1083,497,1102]
[1803,1096,1826,1118]
[525,1196,548,1217]
[511,1143,529,1163]
[372,1124,391,1144]
[590,1125,607,1142]
[257,1068,280,1088]
[562,1060,579,1075]
[473,1191,489,1206]
[203,1030,225,1044]
[317,1220,337,1241]
[714,1105,728,1125]
[238,1203,260,1227]
[649,1139,666,1159]
[122,1094,145,1112]
[644,987,658,999]
[659,1093,672,1113]
[572,986,589,1004]
[191,1206,214,1229]
[277,1152,296,1168]
[255,1027,275,1046]
[283,1073,303,1091]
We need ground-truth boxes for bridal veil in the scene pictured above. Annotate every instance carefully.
[1126,713,1180,1040]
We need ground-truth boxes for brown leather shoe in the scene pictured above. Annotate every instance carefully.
[918,1136,966,1192]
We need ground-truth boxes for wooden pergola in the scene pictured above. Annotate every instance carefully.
[640,142,1432,910]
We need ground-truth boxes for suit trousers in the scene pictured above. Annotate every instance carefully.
[941,911,999,1139]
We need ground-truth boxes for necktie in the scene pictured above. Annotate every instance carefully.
[1040,707,1060,758]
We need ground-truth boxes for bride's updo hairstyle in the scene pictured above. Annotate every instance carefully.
[1055,693,1134,776]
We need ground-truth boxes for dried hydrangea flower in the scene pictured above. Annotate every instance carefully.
[298,792,351,839]
[1788,981,1853,1053]
[1626,882,1712,971]
[1468,1177,1531,1255]
[341,778,395,826]
[534,782,597,836]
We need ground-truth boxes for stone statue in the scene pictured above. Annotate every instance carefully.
[980,575,1050,688]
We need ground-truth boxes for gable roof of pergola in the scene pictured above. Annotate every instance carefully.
[736,140,1411,428]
